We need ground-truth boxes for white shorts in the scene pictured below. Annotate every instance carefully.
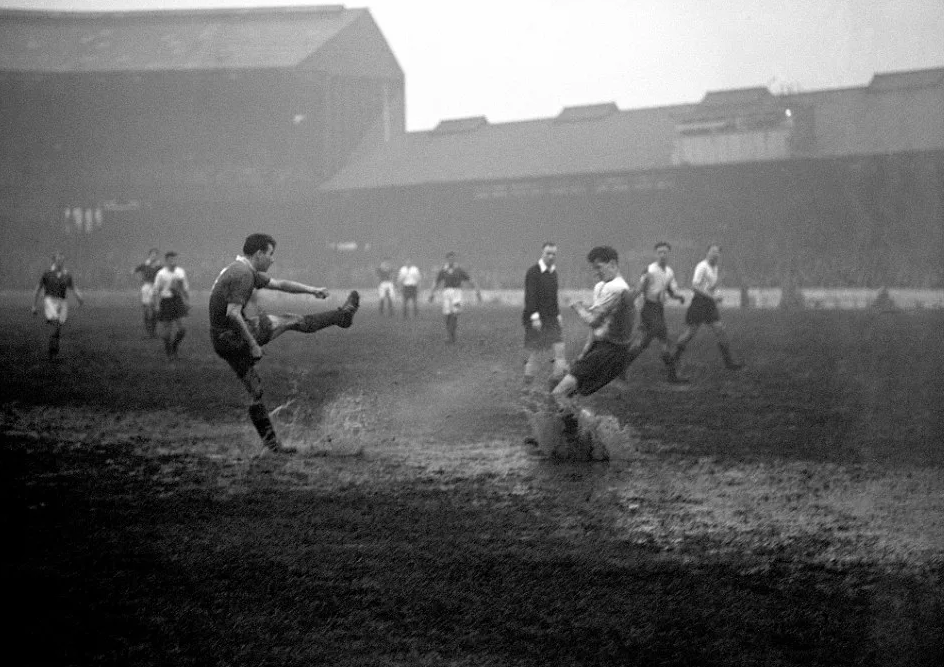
[140,283,155,305]
[378,281,395,300]
[441,287,462,315]
[44,296,68,323]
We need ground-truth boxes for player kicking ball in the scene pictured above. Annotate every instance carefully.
[209,233,360,454]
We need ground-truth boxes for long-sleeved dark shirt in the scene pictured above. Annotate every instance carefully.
[523,262,559,325]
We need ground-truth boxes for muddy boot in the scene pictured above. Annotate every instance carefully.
[718,342,743,370]
[299,291,360,332]
[336,290,360,328]
[249,402,296,454]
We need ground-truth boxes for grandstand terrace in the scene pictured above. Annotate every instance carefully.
[1,5,403,287]
[322,67,944,289]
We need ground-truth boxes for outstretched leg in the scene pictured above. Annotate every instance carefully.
[267,291,360,342]
[551,373,581,438]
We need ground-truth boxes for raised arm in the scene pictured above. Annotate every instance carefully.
[265,278,328,299]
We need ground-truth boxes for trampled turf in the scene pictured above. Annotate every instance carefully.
[2,294,942,665]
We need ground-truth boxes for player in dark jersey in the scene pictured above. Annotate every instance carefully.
[209,233,360,454]
[428,251,482,343]
[31,252,85,359]
[133,248,162,337]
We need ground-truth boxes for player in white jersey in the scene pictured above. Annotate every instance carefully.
[397,259,422,319]
[552,246,638,432]
[152,251,190,361]
[673,244,743,371]
[623,241,687,383]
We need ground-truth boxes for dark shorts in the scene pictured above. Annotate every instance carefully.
[402,285,418,300]
[211,314,274,378]
[685,293,720,326]
[524,318,563,350]
[157,295,189,321]
[639,301,668,339]
[570,340,631,396]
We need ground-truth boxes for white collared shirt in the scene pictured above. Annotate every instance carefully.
[398,264,421,286]
[643,262,679,303]
[153,266,189,299]
[538,258,556,274]
[692,260,719,296]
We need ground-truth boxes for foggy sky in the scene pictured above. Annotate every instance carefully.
[2,0,943,131]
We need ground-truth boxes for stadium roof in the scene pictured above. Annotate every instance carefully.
[0,5,401,77]
[321,67,944,192]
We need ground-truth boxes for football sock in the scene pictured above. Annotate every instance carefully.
[299,312,337,333]
[249,402,281,450]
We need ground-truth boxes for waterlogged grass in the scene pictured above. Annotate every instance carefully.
[2,297,942,665]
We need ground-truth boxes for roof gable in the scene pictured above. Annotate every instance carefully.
[432,116,490,134]
[0,5,381,73]
[555,102,619,122]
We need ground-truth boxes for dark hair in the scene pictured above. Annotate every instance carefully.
[707,243,721,252]
[148,247,159,255]
[165,251,178,259]
[542,241,557,249]
[587,246,618,264]
[446,251,456,258]
[244,233,277,257]
[654,241,671,251]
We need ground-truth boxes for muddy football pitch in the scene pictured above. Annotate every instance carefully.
[2,292,942,666]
